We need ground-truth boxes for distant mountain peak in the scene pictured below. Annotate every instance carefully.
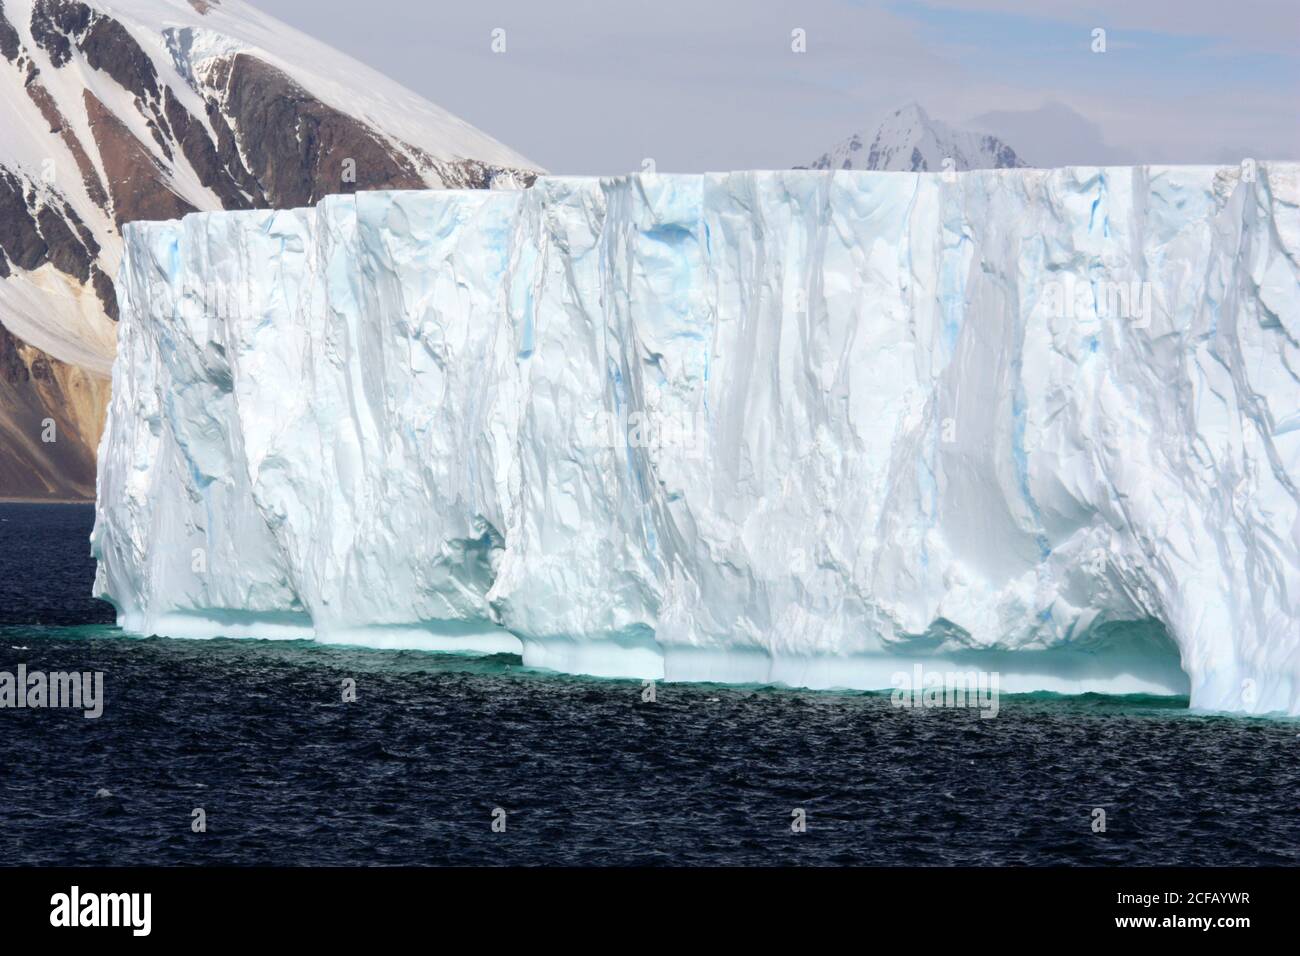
[798,101,1027,173]
[891,100,930,122]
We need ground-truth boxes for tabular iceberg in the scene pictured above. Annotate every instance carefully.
[92,167,1300,714]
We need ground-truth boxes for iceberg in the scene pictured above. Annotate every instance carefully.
[92,167,1300,715]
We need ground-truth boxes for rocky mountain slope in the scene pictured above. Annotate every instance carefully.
[0,0,541,499]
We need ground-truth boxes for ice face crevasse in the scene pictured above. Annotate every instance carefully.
[92,167,1300,715]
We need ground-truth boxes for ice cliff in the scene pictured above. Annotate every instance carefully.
[92,166,1300,715]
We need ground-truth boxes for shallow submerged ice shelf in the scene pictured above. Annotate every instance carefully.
[93,167,1300,715]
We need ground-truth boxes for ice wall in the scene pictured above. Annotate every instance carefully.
[92,167,1300,714]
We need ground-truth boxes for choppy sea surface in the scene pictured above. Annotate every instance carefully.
[0,502,1296,866]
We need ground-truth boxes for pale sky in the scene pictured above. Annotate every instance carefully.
[251,0,1300,174]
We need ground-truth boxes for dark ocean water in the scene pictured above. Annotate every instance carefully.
[0,502,1296,866]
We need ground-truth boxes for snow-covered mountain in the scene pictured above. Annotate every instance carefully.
[0,0,542,499]
[800,102,1025,173]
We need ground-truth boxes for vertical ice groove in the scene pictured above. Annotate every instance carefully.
[93,166,1300,714]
